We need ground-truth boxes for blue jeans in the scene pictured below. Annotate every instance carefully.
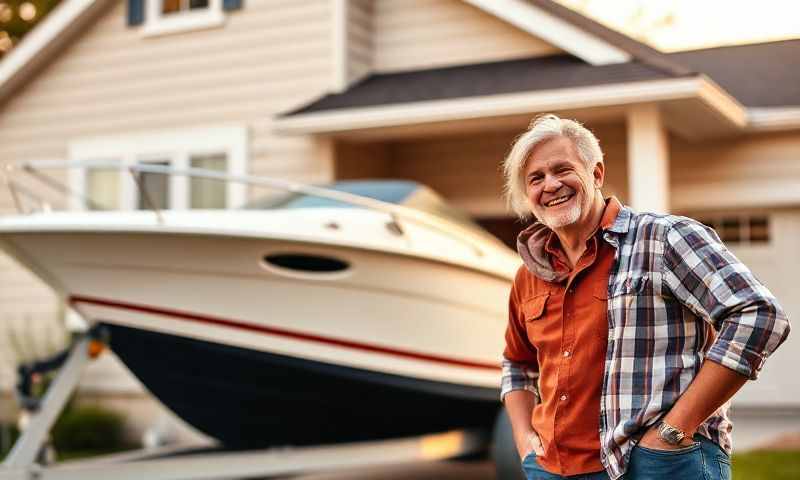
[521,454,609,480]
[521,436,731,480]
[625,435,731,480]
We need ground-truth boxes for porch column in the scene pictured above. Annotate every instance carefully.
[311,136,336,183]
[626,104,670,213]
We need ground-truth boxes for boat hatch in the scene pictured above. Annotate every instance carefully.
[263,253,350,274]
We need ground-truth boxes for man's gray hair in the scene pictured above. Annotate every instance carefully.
[502,114,604,220]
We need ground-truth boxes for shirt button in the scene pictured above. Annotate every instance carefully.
[560,394,568,401]
[563,350,571,357]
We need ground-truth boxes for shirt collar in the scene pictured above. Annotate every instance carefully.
[604,197,632,235]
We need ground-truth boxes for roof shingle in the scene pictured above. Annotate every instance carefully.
[283,55,676,116]
[668,39,800,107]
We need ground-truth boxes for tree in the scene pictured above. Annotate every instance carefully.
[0,0,62,59]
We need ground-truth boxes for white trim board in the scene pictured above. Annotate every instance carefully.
[462,0,631,65]
[274,76,747,136]
[747,108,800,132]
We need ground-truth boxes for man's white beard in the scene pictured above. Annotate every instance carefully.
[540,202,581,229]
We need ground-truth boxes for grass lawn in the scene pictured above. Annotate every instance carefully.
[733,450,800,480]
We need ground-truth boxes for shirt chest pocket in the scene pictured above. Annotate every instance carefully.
[608,273,678,334]
[611,275,653,297]
[609,274,658,306]
[521,294,550,348]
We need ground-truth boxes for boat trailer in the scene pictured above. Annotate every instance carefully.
[0,333,491,480]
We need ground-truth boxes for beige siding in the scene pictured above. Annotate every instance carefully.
[0,0,337,388]
[347,0,373,84]
[373,0,561,73]
[670,131,800,211]
[0,1,333,164]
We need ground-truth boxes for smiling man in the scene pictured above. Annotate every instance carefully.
[500,114,791,480]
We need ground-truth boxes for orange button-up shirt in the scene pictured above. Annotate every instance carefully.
[504,199,620,476]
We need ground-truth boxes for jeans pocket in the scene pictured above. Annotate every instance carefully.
[629,442,704,478]
[521,454,562,480]
[636,442,701,456]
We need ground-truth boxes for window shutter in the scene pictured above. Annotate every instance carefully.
[223,0,243,11]
[128,0,145,25]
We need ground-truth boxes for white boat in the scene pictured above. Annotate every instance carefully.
[0,163,520,448]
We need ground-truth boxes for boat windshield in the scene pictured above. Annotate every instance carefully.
[242,180,507,248]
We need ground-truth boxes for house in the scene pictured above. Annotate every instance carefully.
[0,0,798,449]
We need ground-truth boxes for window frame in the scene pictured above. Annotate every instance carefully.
[68,125,248,211]
[691,212,772,246]
[141,0,225,37]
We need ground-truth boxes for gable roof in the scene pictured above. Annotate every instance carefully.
[1,0,798,134]
[0,0,689,107]
[668,39,800,108]
[283,38,800,118]
[466,0,692,76]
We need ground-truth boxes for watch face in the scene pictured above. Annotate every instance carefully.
[659,425,684,445]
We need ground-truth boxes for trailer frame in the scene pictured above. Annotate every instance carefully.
[0,334,490,480]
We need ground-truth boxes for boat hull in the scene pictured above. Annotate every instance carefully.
[106,323,500,448]
[3,230,510,388]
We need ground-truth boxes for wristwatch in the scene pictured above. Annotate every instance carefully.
[657,421,687,446]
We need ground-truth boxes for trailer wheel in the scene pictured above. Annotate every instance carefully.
[491,408,525,480]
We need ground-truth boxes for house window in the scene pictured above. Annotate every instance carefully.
[696,215,770,245]
[141,0,225,37]
[162,0,210,15]
[86,165,121,211]
[189,153,227,209]
[136,159,171,210]
[69,126,247,211]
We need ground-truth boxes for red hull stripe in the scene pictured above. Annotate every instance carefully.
[69,295,501,372]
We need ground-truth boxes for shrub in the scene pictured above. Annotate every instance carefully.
[0,423,20,460]
[51,405,126,452]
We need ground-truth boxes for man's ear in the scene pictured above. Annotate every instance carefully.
[593,161,605,189]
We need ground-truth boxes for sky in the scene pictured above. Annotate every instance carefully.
[556,0,800,51]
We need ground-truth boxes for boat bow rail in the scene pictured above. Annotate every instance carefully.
[2,160,504,260]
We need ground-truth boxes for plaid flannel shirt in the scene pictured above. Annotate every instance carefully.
[501,205,791,479]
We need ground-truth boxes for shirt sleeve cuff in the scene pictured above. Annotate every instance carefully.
[705,339,766,380]
[500,357,539,402]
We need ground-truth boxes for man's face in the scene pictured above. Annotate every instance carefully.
[523,136,603,230]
